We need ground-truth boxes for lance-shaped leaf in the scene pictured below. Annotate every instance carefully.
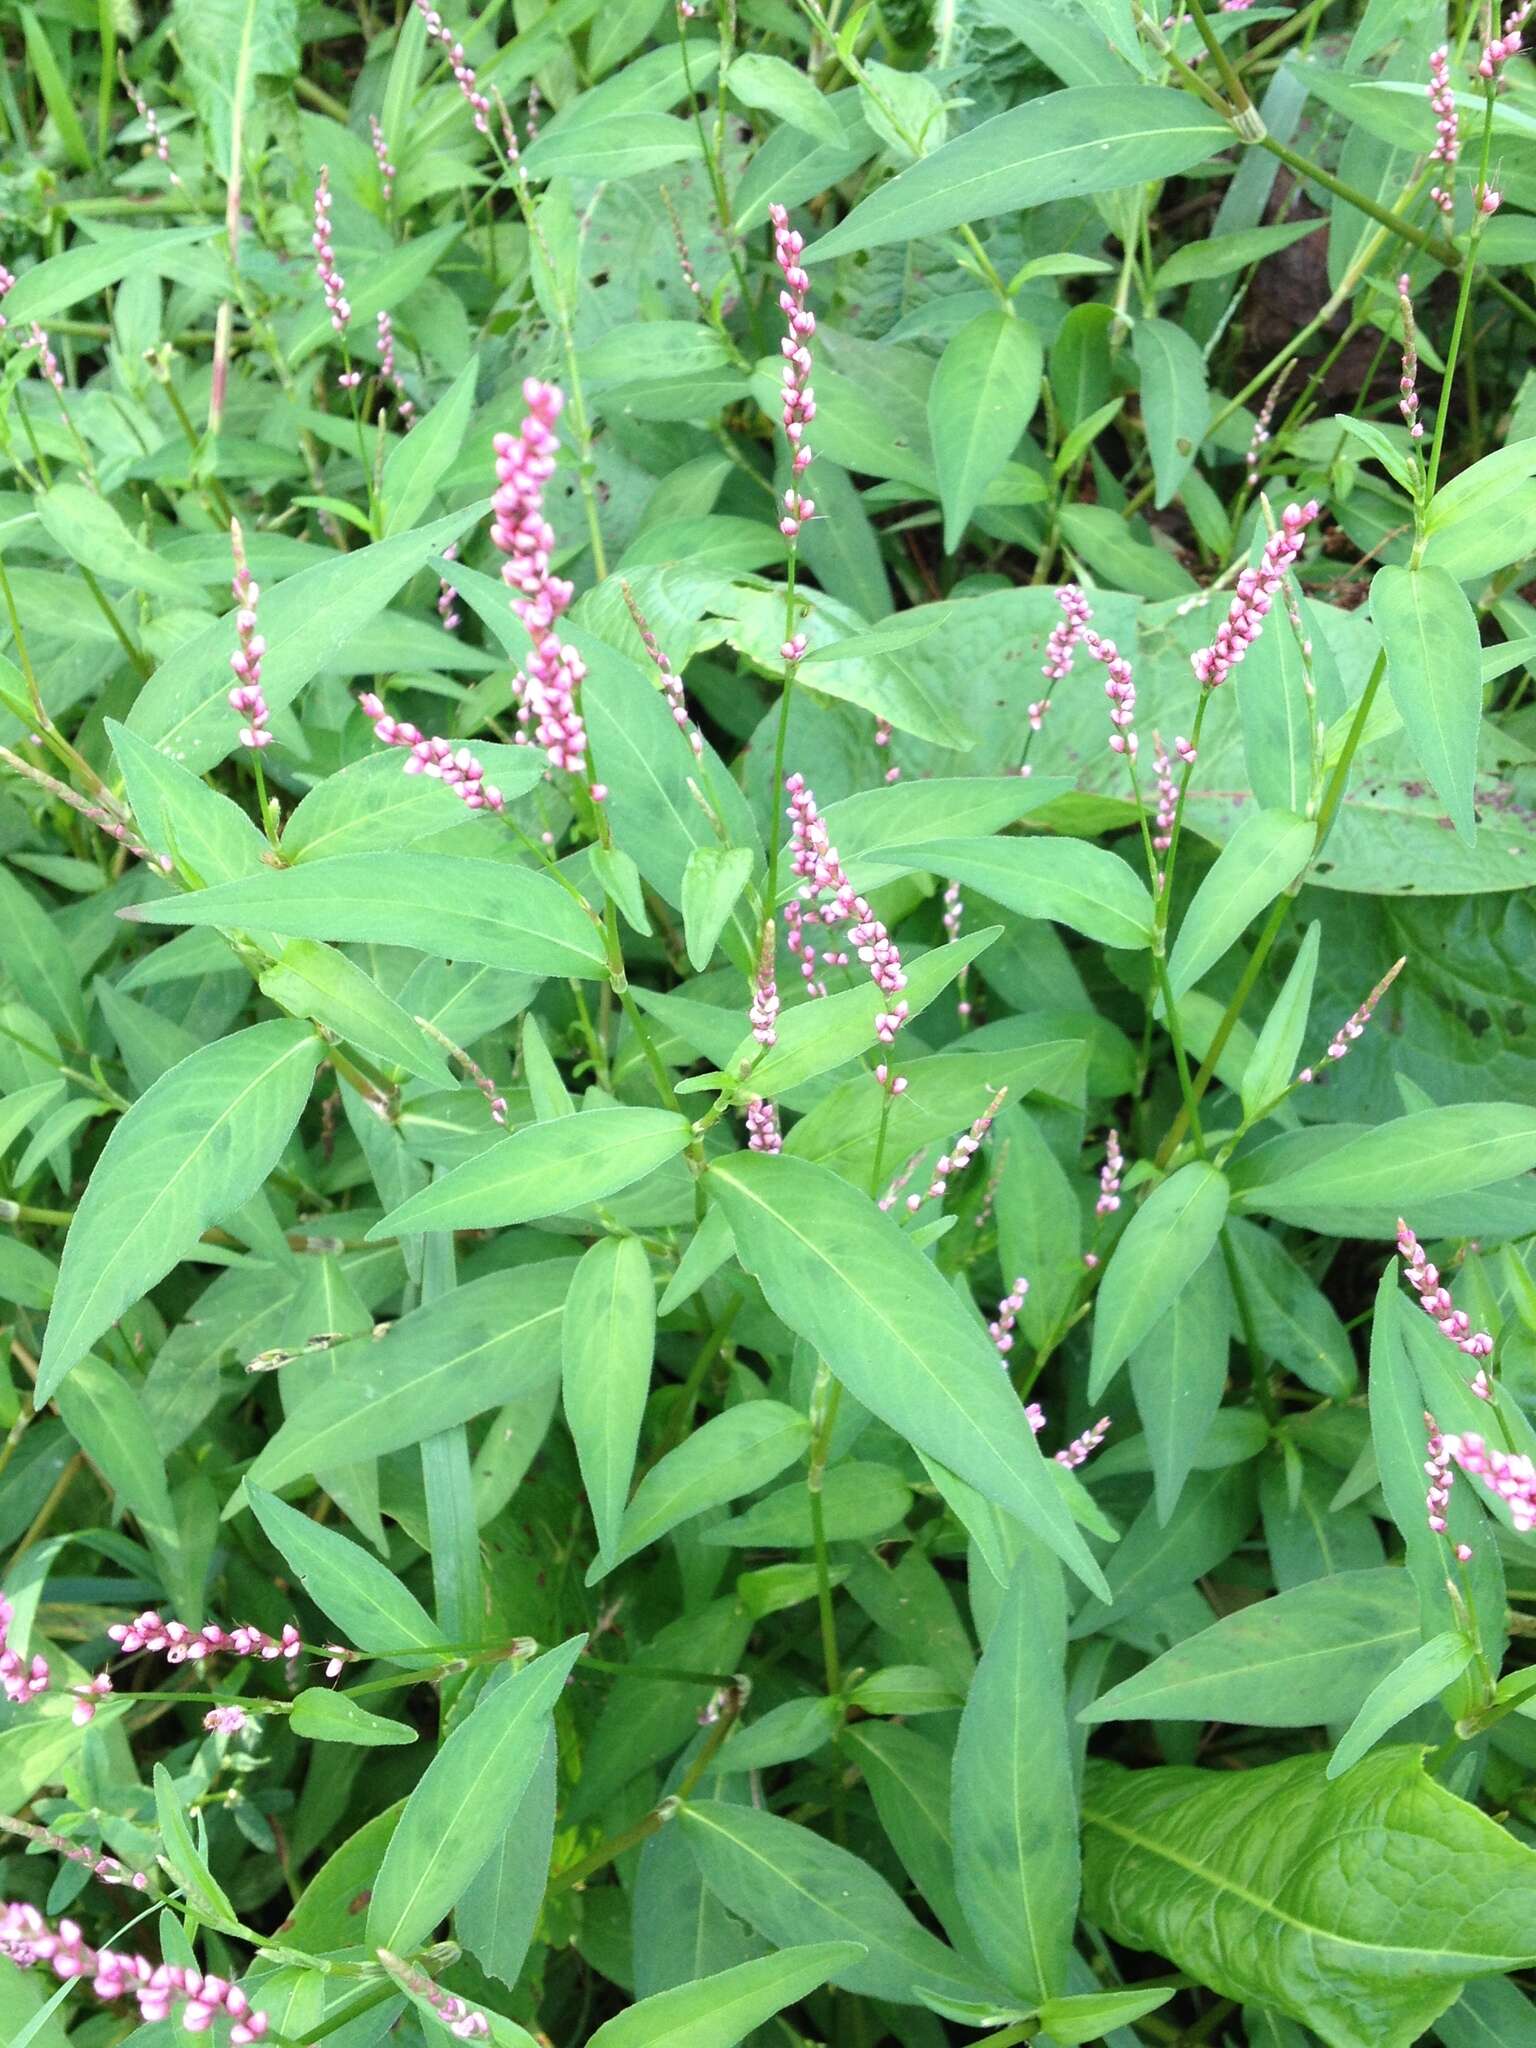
[248,1487,444,1655]
[1083,1748,1536,2048]
[564,1236,657,1562]
[585,1942,865,2048]
[121,853,608,980]
[929,311,1044,551]
[1373,562,1482,844]
[710,1153,1108,1597]
[38,1020,323,1399]
[879,837,1154,950]
[1167,809,1312,999]
[367,1635,586,1954]
[1233,1105,1536,1232]
[1327,1631,1474,1780]
[1089,1163,1229,1398]
[371,1107,693,1237]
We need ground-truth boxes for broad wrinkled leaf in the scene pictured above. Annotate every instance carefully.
[1083,1748,1536,2048]
[38,1020,323,1399]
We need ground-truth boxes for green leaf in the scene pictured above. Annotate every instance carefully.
[125,504,483,772]
[711,1153,1108,1598]
[1167,810,1312,1000]
[1076,1464,1254,1636]
[879,838,1154,949]
[1080,1567,1421,1726]
[107,721,268,886]
[1,224,220,325]
[367,1636,586,1954]
[1327,1632,1473,1779]
[457,1731,556,1990]
[0,865,87,1047]
[701,1461,911,1547]
[246,1264,572,1490]
[1131,317,1209,507]
[1240,921,1320,1120]
[952,1539,1075,2001]
[1088,1163,1229,1398]
[280,751,543,863]
[53,1353,174,1547]
[682,846,755,972]
[259,940,452,1084]
[18,9,92,169]
[523,110,702,179]
[563,1235,657,1561]
[1152,217,1324,287]
[1035,1987,1177,2045]
[1082,1748,1536,2048]
[371,1107,693,1236]
[1234,1105,1536,1230]
[726,52,846,146]
[929,311,1044,552]
[284,222,461,363]
[37,486,207,605]
[1128,1247,1230,1523]
[248,1486,444,1654]
[585,1942,864,2048]
[289,1687,420,1747]
[1372,562,1482,844]
[381,354,479,536]
[38,1020,323,1400]
[809,87,1229,259]
[593,1402,811,1578]
[677,1801,1000,2008]
[122,852,608,979]
[153,1763,239,1927]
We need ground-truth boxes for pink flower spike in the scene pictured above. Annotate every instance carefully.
[1096,1128,1124,1215]
[1478,2,1531,78]
[413,1,493,137]
[1424,1411,1455,1534]
[750,920,780,1047]
[493,382,589,780]
[1397,1219,1495,1363]
[228,521,274,751]
[311,167,350,335]
[118,56,182,188]
[769,203,816,534]
[369,113,396,201]
[1443,1428,1536,1532]
[989,1277,1029,1360]
[622,581,701,756]
[745,1096,781,1153]
[0,1901,269,2037]
[0,264,14,331]
[1427,47,1460,213]
[782,772,907,1047]
[1191,501,1321,688]
[1397,278,1426,440]
[1055,1416,1112,1469]
[915,1088,1008,1211]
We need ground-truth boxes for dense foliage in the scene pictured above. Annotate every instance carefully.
[4,1,1536,2044]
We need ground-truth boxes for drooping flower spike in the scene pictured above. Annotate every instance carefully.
[369,113,396,201]
[1397,1220,1494,1362]
[1096,1128,1124,1215]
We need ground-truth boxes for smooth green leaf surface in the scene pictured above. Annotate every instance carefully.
[1089,1164,1229,1398]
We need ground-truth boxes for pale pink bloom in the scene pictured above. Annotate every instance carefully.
[623,582,701,756]
[990,1277,1028,1358]
[745,1097,781,1153]
[1478,1,1531,78]
[1427,47,1459,212]
[1442,1429,1536,1532]
[750,920,780,1047]
[413,1,492,137]
[908,1088,1007,1212]
[311,168,350,334]
[769,204,815,535]
[1397,1220,1495,1361]
[782,775,906,1044]
[0,1901,269,2041]
[1096,1129,1124,1215]
[119,58,182,188]
[1296,957,1405,1084]
[1191,501,1321,688]
[369,113,396,201]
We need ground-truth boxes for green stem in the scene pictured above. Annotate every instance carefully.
[808,1367,844,1699]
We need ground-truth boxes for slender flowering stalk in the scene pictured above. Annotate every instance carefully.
[1295,956,1405,1085]
[108,1609,304,1667]
[1424,1412,1456,1535]
[29,324,66,399]
[0,1903,269,2041]
[783,774,907,1049]
[377,310,414,422]
[414,1,492,135]
[750,919,780,1046]
[1244,364,1293,482]
[1152,736,1178,859]
[621,582,702,756]
[745,1097,782,1153]
[769,204,816,539]
[878,1150,922,1213]
[438,541,461,631]
[1427,47,1460,212]
[227,522,272,751]
[311,169,350,336]
[1442,1429,1536,1532]
[378,1951,491,2039]
[0,744,170,871]
[358,693,505,812]
[1397,277,1425,442]
[118,56,182,188]
[492,381,592,786]
[415,1017,508,1124]
[944,880,973,1018]
[369,113,396,201]
[1191,501,1321,687]
[0,1815,145,1893]
[908,1088,1007,1213]
[1096,1128,1124,1215]
[1031,584,1092,759]
[1397,1220,1495,1361]
[0,263,14,330]
[662,183,702,299]
[989,1278,1028,1357]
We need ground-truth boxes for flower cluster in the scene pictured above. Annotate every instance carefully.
[1050,588,1140,759]
[989,1278,1028,1357]
[381,1951,491,2039]
[944,880,973,1019]
[1026,1404,1112,1469]
[1427,47,1459,212]
[1096,1129,1124,1215]
[914,1089,1007,1212]
[1295,957,1404,1085]
[1033,583,1092,743]
[358,693,506,813]
[369,113,396,201]
[622,582,701,757]
[1245,367,1291,481]
[1442,1429,1536,1533]
[0,1597,49,1708]
[30,323,66,398]
[745,1097,781,1153]
[1151,737,1178,857]
[0,1902,269,2042]
[1397,277,1425,440]
[227,522,272,751]
[0,263,14,330]
[414,0,492,134]
[783,774,907,1045]
[311,168,350,335]
[1191,501,1321,689]
[377,310,413,421]
[1422,1414,1471,1556]
[438,542,461,632]
[119,58,181,188]
[0,1816,145,1892]
[1478,1,1531,77]
[769,204,815,539]
[492,380,591,784]
[109,1610,303,1666]
[1397,1220,1494,1360]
